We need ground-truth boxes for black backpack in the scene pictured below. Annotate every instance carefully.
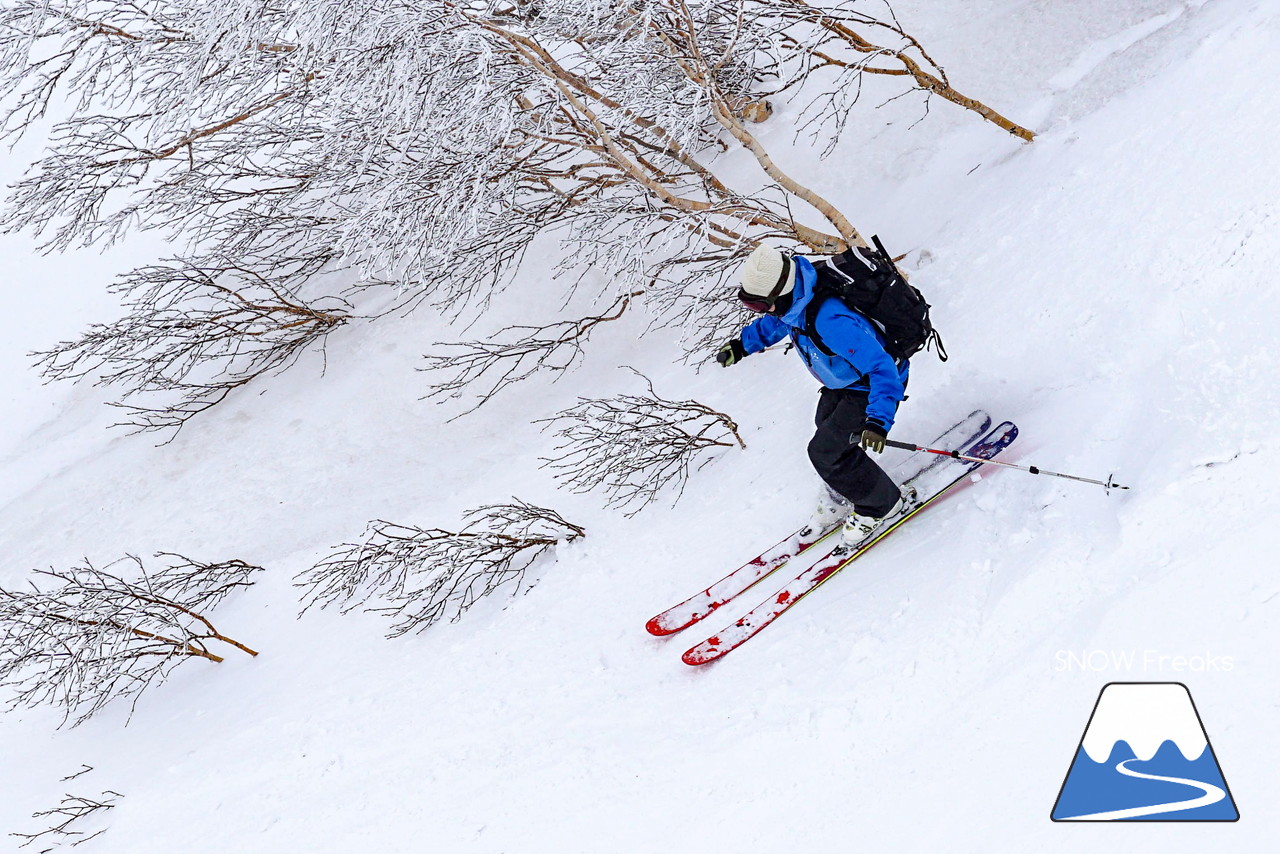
[799,235,946,363]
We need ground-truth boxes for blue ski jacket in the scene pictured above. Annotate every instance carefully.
[739,256,909,432]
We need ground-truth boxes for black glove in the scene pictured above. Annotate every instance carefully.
[859,421,887,454]
[716,338,746,367]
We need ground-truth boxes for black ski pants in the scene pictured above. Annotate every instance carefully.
[807,387,901,518]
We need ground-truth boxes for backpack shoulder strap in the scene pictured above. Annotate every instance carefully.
[797,286,841,358]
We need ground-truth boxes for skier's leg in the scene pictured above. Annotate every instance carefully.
[807,388,900,518]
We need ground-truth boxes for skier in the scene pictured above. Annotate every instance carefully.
[716,244,912,544]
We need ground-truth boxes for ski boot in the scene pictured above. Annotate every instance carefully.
[840,485,918,547]
[803,485,851,537]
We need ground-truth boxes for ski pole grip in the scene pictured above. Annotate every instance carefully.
[884,439,919,452]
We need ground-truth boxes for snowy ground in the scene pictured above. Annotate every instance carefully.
[2,0,1277,850]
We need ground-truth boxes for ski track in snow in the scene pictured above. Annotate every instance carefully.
[1047,1,1202,91]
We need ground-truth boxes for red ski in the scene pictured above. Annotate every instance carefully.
[645,410,992,637]
[646,523,837,636]
[682,421,1019,665]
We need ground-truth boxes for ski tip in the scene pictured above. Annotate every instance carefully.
[647,615,696,636]
[681,640,721,666]
[645,617,673,636]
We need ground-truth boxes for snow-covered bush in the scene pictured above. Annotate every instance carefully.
[0,0,1031,430]
[296,501,585,636]
[538,370,745,512]
[0,554,261,726]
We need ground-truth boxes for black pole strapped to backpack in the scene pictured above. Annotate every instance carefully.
[883,438,1130,493]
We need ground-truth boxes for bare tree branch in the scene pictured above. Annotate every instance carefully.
[0,554,261,726]
[537,369,744,513]
[296,501,585,637]
[772,0,1035,142]
[419,290,641,414]
[11,788,121,850]
[31,257,351,438]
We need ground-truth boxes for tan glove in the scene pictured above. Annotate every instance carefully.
[716,338,746,367]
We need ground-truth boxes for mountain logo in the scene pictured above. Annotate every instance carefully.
[1051,682,1239,821]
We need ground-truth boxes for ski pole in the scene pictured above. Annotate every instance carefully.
[883,438,1130,493]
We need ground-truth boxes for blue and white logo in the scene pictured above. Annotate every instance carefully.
[1051,682,1239,821]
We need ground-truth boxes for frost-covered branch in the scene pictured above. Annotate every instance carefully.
[538,370,745,512]
[0,554,262,726]
[296,501,585,637]
[2,0,1031,425]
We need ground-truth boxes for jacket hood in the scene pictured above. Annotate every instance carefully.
[776,256,818,327]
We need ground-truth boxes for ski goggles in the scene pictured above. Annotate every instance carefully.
[736,255,792,313]
[736,289,779,313]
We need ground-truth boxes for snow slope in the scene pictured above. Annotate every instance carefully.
[2,0,1277,850]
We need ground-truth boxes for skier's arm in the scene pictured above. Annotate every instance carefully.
[739,314,789,354]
